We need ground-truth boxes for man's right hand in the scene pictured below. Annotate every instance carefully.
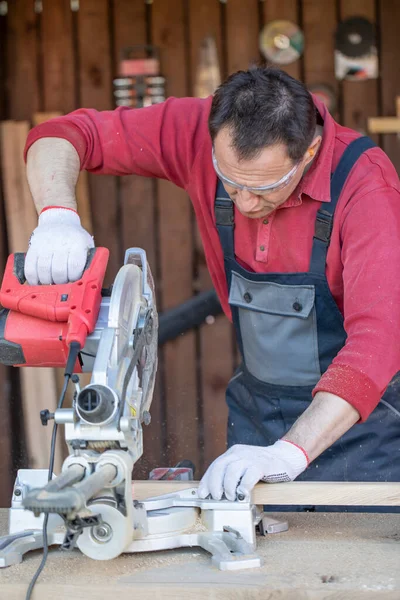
[25,206,94,285]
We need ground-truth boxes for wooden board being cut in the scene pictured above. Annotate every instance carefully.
[0,509,398,599]
[132,480,400,506]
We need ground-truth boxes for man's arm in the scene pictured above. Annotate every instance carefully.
[198,392,358,501]
[23,98,210,285]
[283,391,359,462]
[26,138,80,213]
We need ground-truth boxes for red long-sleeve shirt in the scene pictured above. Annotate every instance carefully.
[24,96,400,422]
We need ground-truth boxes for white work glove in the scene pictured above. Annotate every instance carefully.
[198,440,309,502]
[25,206,94,285]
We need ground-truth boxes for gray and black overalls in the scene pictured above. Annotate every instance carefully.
[215,137,400,509]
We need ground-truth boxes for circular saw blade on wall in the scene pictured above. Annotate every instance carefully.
[259,20,304,65]
[334,16,378,80]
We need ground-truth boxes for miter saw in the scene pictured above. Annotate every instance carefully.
[0,247,286,581]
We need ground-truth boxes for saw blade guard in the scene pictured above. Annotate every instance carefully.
[124,248,158,421]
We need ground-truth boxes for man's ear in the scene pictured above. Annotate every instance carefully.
[304,136,322,165]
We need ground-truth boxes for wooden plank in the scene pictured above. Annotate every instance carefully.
[41,0,75,114]
[112,0,156,269]
[0,6,14,506]
[6,0,40,120]
[302,0,338,117]
[0,121,61,471]
[368,117,400,134]
[226,0,260,74]
[77,0,120,285]
[261,0,301,80]
[188,0,231,475]
[189,0,223,95]
[152,0,200,470]
[113,0,163,478]
[32,112,64,126]
[132,479,400,506]
[339,1,379,140]
[379,0,400,171]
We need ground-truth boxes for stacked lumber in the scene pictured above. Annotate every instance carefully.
[0,119,61,470]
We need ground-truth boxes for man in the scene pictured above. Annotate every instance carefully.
[23,67,400,503]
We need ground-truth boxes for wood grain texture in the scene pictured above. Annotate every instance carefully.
[132,479,400,506]
[77,0,120,285]
[113,0,163,477]
[260,0,301,79]
[188,0,231,475]
[226,0,260,74]
[6,0,40,120]
[302,0,338,117]
[152,0,200,470]
[41,0,76,114]
[339,0,379,140]
[378,0,400,171]
[0,61,13,501]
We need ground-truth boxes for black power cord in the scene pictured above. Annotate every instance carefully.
[25,342,81,600]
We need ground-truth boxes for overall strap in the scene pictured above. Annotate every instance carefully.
[215,178,235,259]
[309,136,376,273]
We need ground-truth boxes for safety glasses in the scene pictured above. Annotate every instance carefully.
[212,148,302,195]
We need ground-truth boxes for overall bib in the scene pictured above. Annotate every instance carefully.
[215,137,400,510]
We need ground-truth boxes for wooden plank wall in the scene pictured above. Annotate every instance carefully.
[0,0,399,504]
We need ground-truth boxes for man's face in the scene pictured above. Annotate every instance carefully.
[213,128,319,220]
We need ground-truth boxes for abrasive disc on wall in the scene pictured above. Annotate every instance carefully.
[259,20,304,65]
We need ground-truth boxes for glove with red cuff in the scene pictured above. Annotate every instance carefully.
[197,440,309,502]
[25,206,94,285]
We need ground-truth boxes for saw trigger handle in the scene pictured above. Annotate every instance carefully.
[0,247,109,349]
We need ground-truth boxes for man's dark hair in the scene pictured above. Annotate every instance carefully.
[208,67,316,162]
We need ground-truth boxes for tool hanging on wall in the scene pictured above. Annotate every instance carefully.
[308,83,337,114]
[334,16,378,81]
[194,36,221,98]
[113,45,166,108]
[259,20,304,65]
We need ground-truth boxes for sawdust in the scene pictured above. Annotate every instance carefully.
[0,511,399,598]
[186,515,208,534]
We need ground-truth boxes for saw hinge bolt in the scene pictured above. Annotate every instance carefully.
[40,409,55,426]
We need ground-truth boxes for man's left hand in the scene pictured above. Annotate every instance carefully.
[198,440,309,501]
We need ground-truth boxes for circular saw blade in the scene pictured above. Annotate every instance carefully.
[335,16,375,58]
[259,20,304,65]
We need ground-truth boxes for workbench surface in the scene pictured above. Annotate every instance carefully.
[0,509,398,599]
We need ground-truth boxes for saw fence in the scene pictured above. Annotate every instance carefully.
[0,0,399,506]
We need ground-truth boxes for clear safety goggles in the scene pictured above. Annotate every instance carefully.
[212,148,302,195]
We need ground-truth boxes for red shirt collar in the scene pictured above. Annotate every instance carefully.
[279,95,335,209]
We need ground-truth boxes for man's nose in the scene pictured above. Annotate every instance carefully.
[236,189,260,212]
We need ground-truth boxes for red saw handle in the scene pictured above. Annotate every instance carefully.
[0,247,109,349]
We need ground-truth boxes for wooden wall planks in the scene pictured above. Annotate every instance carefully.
[77,0,121,284]
[0,0,399,505]
[379,0,400,172]
[261,0,301,80]
[339,0,379,140]
[188,0,232,473]
[151,0,200,471]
